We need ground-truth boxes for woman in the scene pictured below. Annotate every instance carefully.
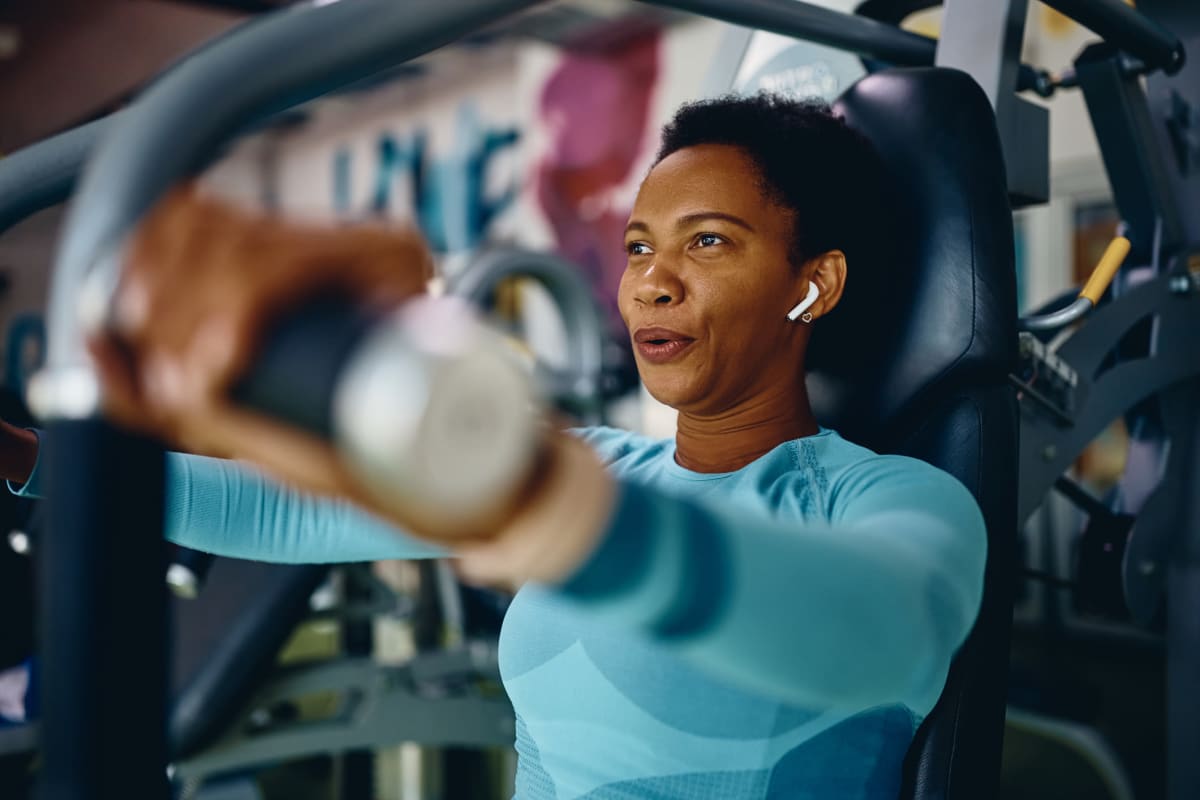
[6,94,985,798]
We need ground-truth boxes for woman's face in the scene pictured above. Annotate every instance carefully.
[619,144,810,413]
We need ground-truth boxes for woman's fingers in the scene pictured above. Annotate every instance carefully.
[97,188,433,454]
[86,337,148,431]
[454,434,615,587]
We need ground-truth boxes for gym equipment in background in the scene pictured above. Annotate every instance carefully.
[11,0,1199,799]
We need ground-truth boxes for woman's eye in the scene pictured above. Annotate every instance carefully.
[627,242,653,256]
[695,233,724,248]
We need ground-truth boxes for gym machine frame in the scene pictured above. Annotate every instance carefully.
[0,111,606,800]
[23,1,1191,800]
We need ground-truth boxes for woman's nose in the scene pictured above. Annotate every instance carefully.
[634,262,683,306]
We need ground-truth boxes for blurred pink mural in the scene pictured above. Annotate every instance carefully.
[534,33,661,328]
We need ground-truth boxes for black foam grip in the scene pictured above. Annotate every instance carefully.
[230,299,381,438]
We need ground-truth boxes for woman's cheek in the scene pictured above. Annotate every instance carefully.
[616,273,636,323]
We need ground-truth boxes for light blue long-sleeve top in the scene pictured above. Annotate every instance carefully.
[15,425,986,799]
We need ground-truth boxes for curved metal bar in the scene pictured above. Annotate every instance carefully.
[1019,296,1094,332]
[647,0,936,65]
[1041,0,1185,74]
[0,114,117,237]
[448,248,607,421]
[44,0,541,386]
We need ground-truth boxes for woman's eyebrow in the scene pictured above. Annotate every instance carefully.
[676,211,755,232]
[624,212,755,236]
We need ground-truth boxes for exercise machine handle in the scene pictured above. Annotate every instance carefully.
[1079,236,1132,305]
[234,295,542,529]
[1020,236,1130,332]
[230,299,383,439]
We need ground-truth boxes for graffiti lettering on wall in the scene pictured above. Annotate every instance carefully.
[327,33,664,335]
[333,102,520,254]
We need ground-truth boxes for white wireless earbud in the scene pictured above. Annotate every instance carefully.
[786,282,820,323]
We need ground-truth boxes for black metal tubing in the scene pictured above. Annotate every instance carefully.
[1052,476,1108,517]
[1140,0,1200,253]
[854,0,1185,75]
[37,421,168,799]
[1042,0,1185,73]
[0,109,318,244]
[654,0,1053,95]
[644,0,936,64]
[1075,43,1184,261]
[47,0,542,371]
[1168,563,1200,798]
[0,115,117,237]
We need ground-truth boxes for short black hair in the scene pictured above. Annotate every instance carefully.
[654,93,897,370]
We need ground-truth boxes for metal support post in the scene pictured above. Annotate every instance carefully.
[1165,388,1200,800]
[35,421,168,800]
[936,0,1049,205]
[1075,43,1185,262]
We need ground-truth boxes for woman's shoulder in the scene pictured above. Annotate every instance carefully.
[814,430,980,521]
[745,429,943,495]
[811,429,946,478]
[568,425,671,466]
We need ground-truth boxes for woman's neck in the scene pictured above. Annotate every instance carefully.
[674,381,818,473]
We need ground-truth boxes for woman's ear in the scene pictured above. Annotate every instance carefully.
[802,250,847,320]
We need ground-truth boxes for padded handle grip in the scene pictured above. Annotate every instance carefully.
[230,299,382,438]
[1078,236,1131,305]
[229,295,541,529]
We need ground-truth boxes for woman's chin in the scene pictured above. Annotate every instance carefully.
[640,377,703,411]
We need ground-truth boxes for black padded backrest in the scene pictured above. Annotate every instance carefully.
[819,68,1019,799]
[818,68,1017,441]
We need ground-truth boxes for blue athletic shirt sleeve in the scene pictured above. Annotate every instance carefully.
[10,435,443,562]
[163,453,445,562]
[558,428,987,716]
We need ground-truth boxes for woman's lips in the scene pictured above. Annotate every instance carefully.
[636,338,695,364]
[633,327,696,365]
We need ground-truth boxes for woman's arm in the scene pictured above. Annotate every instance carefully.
[460,442,986,716]
[9,431,444,563]
[165,452,445,562]
[555,459,986,715]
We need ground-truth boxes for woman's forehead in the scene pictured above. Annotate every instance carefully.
[632,144,783,226]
